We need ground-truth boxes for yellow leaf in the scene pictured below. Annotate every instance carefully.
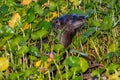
[0,57,9,71]
[21,0,33,5]
[23,23,30,30]
[45,18,51,22]
[8,20,15,28]
[12,13,21,21]
[45,11,58,22]
[8,13,21,28]
[35,60,41,67]
[51,11,58,19]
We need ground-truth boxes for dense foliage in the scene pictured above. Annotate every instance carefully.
[0,0,120,80]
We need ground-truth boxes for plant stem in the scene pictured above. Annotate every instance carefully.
[53,59,62,80]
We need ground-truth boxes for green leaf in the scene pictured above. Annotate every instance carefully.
[43,43,50,52]
[108,43,117,52]
[69,57,89,73]
[29,46,39,56]
[80,57,89,73]
[49,2,57,11]
[101,16,113,30]
[103,52,115,60]
[38,20,51,31]
[0,5,9,14]
[69,9,84,15]
[41,55,48,62]
[106,63,120,73]
[80,27,96,43]
[66,56,80,67]
[34,4,44,16]
[54,44,65,52]
[70,66,81,72]
[92,19,101,27]
[0,36,13,48]
[73,76,82,80]
[37,0,47,5]
[24,68,36,77]
[62,71,73,79]
[31,29,48,40]
[17,46,29,57]
[91,69,100,77]
[86,9,94,17]
[27,8,35,22]
[0,25,14,37]
[9,72,22,80]
[6,35,29,51]
[28,55,38,61]
[116,51,120,57]
[6,0,15,6]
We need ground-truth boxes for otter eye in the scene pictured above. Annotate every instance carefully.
[55,20,59,23]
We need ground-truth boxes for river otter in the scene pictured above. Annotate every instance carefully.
[53,14,86,48]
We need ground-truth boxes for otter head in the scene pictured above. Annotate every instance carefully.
[53,14,86,48]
